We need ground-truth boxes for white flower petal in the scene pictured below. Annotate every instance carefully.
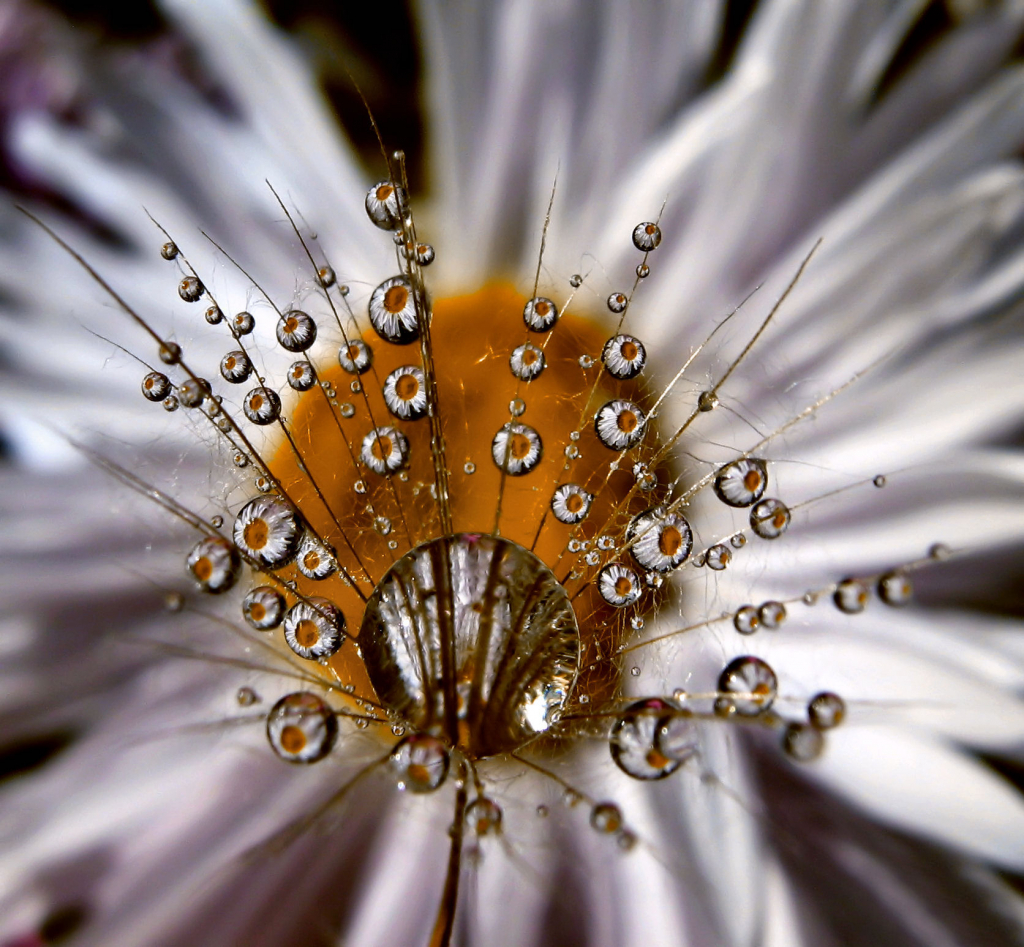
[814,724,1024,870]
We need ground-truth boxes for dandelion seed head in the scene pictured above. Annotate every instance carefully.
[4,1,1024,945]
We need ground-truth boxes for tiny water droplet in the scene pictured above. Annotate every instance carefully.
[164,591,185,612]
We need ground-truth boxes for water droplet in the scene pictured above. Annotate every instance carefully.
[834,578,869,614]
[630,666,641,677]
[340,402,355,418]
[242,387,282,425]
[205,305,223,325]
[549,485,592,526]
[415,243,435,266]
[632,462,657,492]
[296,535,337,581]
[230,311,254,336]
[236,686,259,706]
[597,535,614,550]
[160,241,178,261]
[365,181,406,230]
[275,310,317,353]
[627,507,692,573]
[178,276,203,303]
[390,734,449,793]
[582,551,598,566]
[718,656,777,715]
[509,397,526,417]
[610,698,682,780]
[706,544,731,571]
[466,797,503,836]
[782,722,824,762]
[808,692,846,730]
[523,296,559,332]
[930,542,952,560]
[802,590,819,606]
[536,804,549,818]
[878,570,913,607]
[632,221,662,252]
[339,338,373,374]
[714,458,768,508]
[177,377,210,409]
[730,534,747,549]
[635,263,650,278]
[388,539,398,550]
[361,426,410,476]
[283,597,345,659]
[354,480,367,494]
[750,498,791,539]
[164,591,184,612]
[382,365,427,421]
[137,371,170,406]
[266,692,337,763]
[595,400,646,451]
[491,422,543,475]
[598,563,642,608]
[369,276,419,344]
[630,615,645,631]
[697,390,718,412]
[158,341,181,365]
[758,601,787,629]
[233,496,301,568]
[733,606,760,635]
[360,534,578,756]
[564,445,580,459]
[375,517,393,536]
[242,586,285,630]
[509,342,545,380]
[287,360,317,392]
[873,474,887,488]
[186,536,240,594]
[607,292,628,313]
[578,354,595,369]
[590,802,623,834]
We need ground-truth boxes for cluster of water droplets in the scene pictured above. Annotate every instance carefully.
[103,166,955,880]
